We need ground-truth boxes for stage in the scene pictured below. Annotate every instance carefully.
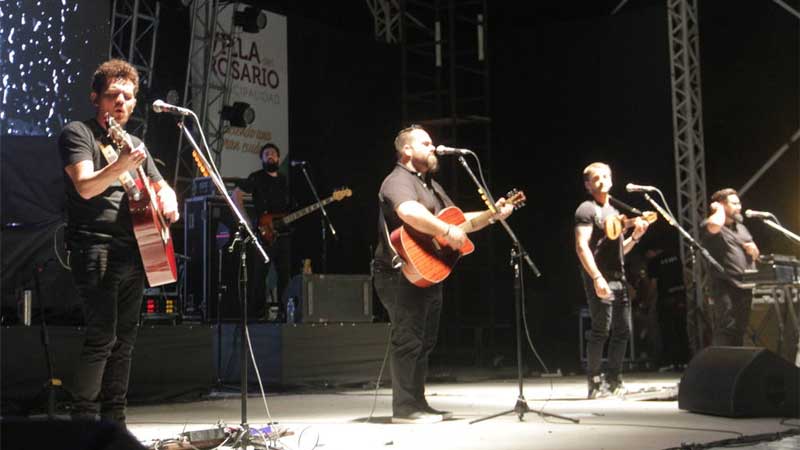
[123,373,799,450]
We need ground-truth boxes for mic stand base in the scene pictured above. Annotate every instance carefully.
[470,247,578,426]
[470,396,575,424]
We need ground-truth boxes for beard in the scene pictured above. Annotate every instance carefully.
[426,153,439,173]
[733,212,744,223]
[263,161,279,172]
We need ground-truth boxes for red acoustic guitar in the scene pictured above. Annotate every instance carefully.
[106,116,177,287]
[390,189,526,287]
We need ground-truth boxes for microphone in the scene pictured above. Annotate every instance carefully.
[434,145,470,155]
[290,160,307,167]
[744,209,773,219]
[152,99,192,116]
[626,183,658,193]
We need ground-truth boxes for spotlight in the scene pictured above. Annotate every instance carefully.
[221,102,255,127]
[234,7,267,33]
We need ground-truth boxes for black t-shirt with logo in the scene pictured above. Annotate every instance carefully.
[574,199,624,278]
[373,164,454,270]
[58,119,163,244]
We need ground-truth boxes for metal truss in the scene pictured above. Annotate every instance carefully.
[366,0,401,43]
[109,0,161,139]
[171,0,238,198]
[667,0,709,349]
[369,0,497,357]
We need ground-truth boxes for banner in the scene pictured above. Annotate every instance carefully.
[192,6,289,178]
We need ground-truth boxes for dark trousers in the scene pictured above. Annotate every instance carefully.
[582,273,632,379]
[657,291,689,365]
[68,240,145,423]
[249,235,291,318]
[710,281,752,346]
[373,269,442,416]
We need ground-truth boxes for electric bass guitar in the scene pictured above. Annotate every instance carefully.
[105,115,177,287]
[258,188,352,245]
[390,189,526,288]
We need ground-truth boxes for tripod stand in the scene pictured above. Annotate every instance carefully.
[445,154,577,425]
[470,244,578,424]
[178,120,271,448]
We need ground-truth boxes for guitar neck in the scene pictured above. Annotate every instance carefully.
[459,208,496,233]
[282,196,335,224]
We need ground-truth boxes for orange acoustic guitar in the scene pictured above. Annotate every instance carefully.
[105,116,177,287]
[258,188,352,245]
[390,189,526,288]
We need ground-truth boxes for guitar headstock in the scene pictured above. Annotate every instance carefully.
[105,114,132,151]
[505,189,526,210]
[332,187,352,201]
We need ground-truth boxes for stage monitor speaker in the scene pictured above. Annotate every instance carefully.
[678,346,800,417]
[285,274,373,323]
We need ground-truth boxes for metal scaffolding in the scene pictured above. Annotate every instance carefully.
[369,0,497,362]
[171,0,239,198]
[667,0,709,349]
[109,0,161,140]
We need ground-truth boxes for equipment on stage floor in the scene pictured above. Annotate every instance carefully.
[283,273,373,323]
[678,346,799,417]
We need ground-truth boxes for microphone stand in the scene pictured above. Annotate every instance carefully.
[178,120,270,447]
[297,164,336,273]
[451,155,577,425]
[641,193,727,277]
[757,218,800,245]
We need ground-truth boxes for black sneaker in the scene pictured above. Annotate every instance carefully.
[606,376,627,397]
[423,405,453,420]
[392,411,444,424]
[587,375,609,399]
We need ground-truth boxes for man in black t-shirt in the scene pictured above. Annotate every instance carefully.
[575,162,649,399]
[701,188,758,346]
[58,59,180,424]
[373,125,514,423]
[234,143,291,316]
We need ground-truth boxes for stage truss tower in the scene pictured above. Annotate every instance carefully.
[109,0,161,140]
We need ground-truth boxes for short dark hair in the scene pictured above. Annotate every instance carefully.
[91,59,140,97]
[394,124,425,153]
[711,188,738,203]
[260,143,280,160]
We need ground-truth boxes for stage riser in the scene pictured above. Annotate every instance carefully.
[1,322,390,411]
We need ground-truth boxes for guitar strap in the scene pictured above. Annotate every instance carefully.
[378,192,404,270]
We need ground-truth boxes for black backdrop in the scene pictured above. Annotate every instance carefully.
[2,0,798,372]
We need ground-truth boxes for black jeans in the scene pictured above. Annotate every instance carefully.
[710,281,752,346]
[68,240,145,423]
[582,273,632,380]
[373,268,442,416]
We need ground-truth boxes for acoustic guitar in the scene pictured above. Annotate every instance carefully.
[105,115,177,287]
[390,189,526,288]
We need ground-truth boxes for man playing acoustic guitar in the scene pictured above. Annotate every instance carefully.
[575,162,650,399]
[372,125,514,424]
[59,59,180,425]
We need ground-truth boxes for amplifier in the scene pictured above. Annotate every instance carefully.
[285,274,373,323]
